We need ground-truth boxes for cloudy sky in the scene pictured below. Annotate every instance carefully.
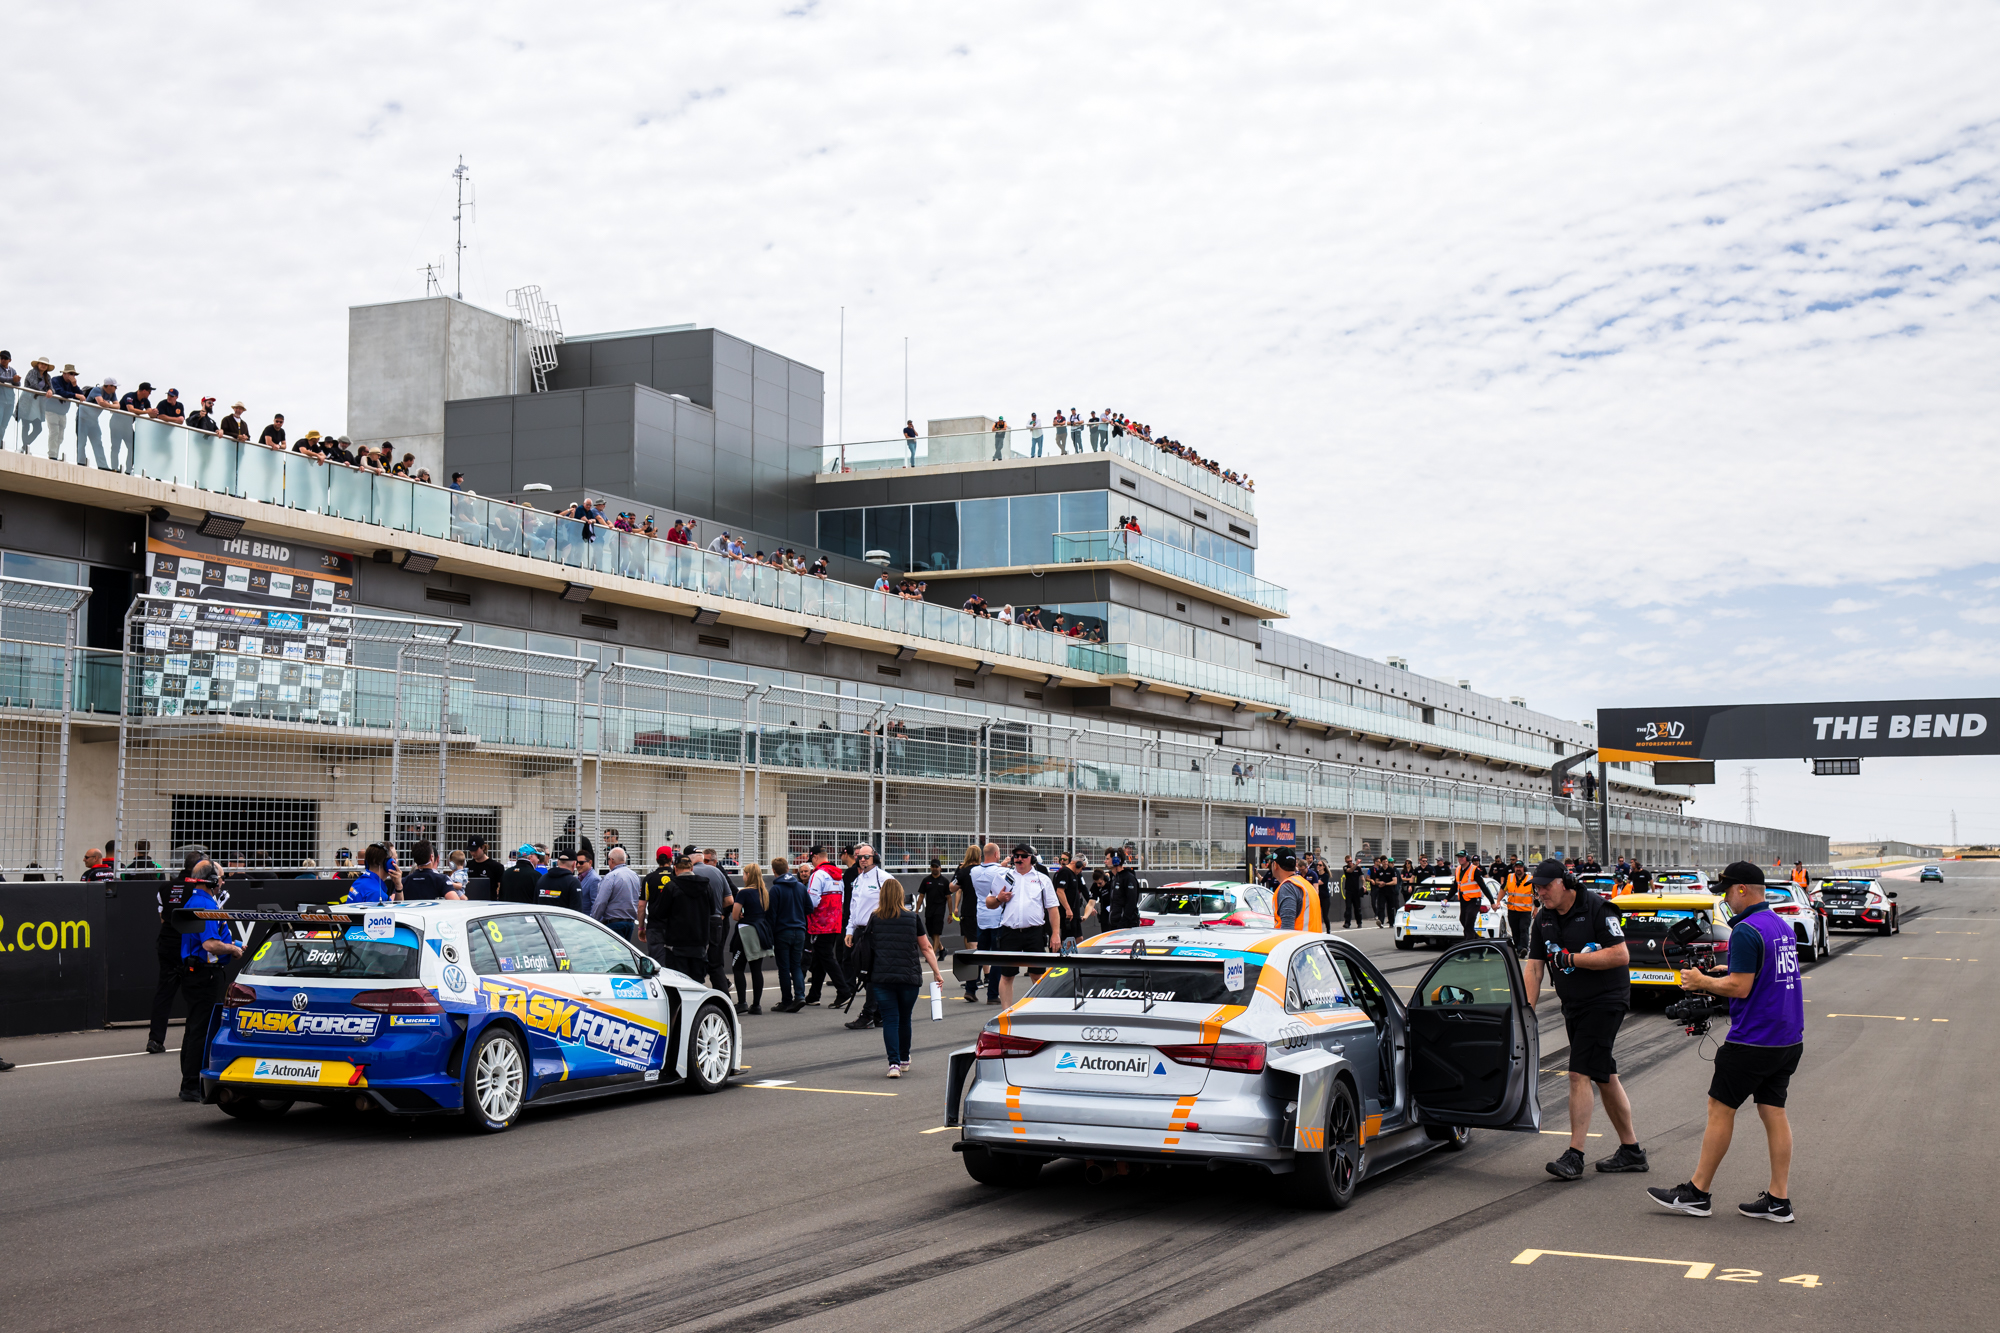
[10,2,1999,840]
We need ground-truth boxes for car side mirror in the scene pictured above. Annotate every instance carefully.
[637,955,661,977]
[1886,891,1897,900]
[1428,983,1474,1006]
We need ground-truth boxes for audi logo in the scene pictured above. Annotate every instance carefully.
[1079,1027,1120,1042]
[290,992,310,1011]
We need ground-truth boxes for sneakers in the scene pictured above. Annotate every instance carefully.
[801,993,823,1006]
[177,1087,201,1103]
[747,1003,763,1015]
[1545,1147,1585,1181]
[0,1056,14,1072]
[1595,1142,1649,1173]
[887,1065,902,1079]
[844,1016,878,1030]
[145,1040,165,1055]
[1738,1192,1795,1223]
[1647,1182,1713,1216]
[900,1059,912,1071]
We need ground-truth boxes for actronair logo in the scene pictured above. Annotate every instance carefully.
[1053,1049,1159,1077]
[1813,713,1987,742]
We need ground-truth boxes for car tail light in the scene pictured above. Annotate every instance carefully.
[1139,917,1156,926]
[1773,904,1799,915]
[1157,1042,1267,1073]
[1218,914,1245,926]
[352,987,443,1015]
[974,1031,1047,1059]
[224,983,257,1008]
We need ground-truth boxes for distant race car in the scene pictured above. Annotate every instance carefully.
[1392,876,1502,950]
[946,927,1542,1208]
[1762,883,1829,961]
[1647,869,1714,895]
[176,900,743,1131]
[1919,865,1945,883]
[1138,882,1275,929]
[1813,876,1901,935]
[1610,892,1732,994]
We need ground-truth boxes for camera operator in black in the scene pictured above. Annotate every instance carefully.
[1522,857,1648,1180]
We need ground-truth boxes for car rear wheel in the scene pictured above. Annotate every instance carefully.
[463,1027,527,1132]
[962,1145,1048,1187]
[1393,934,1414,951]
[218,1092,293,1121]
[688,1003,734,1093]
[1289,1079,1362,1209]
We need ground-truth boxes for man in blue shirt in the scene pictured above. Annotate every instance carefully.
[1649,862,1807,1222]
[340,844,397,903]
[176,862,243,1101]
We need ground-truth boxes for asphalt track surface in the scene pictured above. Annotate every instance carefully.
[5,864,1997,1332]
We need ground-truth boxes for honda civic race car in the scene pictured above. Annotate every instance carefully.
[1392,875,1502,950]
[1138,882,1274,929]
[1813,875,1901,935]
[1762,883,1829,960]
[174,900,743,1131]
[944,928,1541,1208]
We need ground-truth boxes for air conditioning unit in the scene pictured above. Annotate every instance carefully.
[864,549,893,566]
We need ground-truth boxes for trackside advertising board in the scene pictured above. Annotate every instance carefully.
[1596,699,2000,763]
[1246,817,1296,847]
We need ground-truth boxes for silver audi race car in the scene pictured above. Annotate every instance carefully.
[944,927,1541,1207]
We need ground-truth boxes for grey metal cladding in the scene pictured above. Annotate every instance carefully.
[715,417,753,455]
[712,363,752,407]
[589,337,651,386]
[672,469,712,518]
[455,463,514,495]
[674,400,716,446]
[545,341,590,392]
[583,392,635,455]
[788,361,824,397]
[886,471,963,504]
[713,333,753,373]
[650,353,713,406]
[515,391,585,432]
[789,391,823,426]
[752,374,789,415]
[517,452,582,489]
[583,453,632,490]
[445,397,516,435]
[446,430,514,465]
[752,346,788,385]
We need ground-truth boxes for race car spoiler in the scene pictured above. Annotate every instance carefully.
[170,906,366,934]
[949,948,1234,987]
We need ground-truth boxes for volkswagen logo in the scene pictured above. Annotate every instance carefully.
[1079,1027,1120,1042]
[290,992,310,1011]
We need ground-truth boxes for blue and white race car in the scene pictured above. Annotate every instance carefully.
[176,900,742,1130]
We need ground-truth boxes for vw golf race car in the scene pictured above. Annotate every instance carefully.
[175,900,743,1131]
[1392,875,1502,949]
[1138,882,1274,929]
[944,928,1541,1208]
[1814,875,1901,935]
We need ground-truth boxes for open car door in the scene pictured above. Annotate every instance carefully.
[1404,940,1540,1132]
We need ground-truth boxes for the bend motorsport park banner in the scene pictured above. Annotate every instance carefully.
[141,520,360,722]
[1596,699,2000,763]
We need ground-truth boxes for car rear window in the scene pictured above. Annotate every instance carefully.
[1026,960,1260,1005]
[1655,873,1705,885]
[1407,883,1456,903]
[1139,892,1231,916]
[241,924,423,980]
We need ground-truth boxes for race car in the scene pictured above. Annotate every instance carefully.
[1648,869,1714,895]
[945,930,1541,1207]
[1138,881,1274,929]
[1813,875,1900,935]
[1392,875,1503,950]
[175,899,743,1131]
[1762,883,1829,960]
[1919,865,1945,883]
[1608,891,1732,996]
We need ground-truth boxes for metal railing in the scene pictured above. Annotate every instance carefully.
[825,424,1256,513]
[1051,529,1287,613]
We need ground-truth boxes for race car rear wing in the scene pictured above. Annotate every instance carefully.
[170,906,365,933]
[951,949,1238,1011]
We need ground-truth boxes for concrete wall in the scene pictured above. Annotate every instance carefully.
[349,298,522,478]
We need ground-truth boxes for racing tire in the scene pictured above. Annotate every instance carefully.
[1393,934,1414,951]
[1877,917,1893,937]
[1424,1122,1471,1152]
[1288,1079,1362,1210]
[688,1003,735,1094]
[218,1093,293,1121]
[962,1145,1048,1187]
[462,1026,528,1133]
[1891,910,1901,936]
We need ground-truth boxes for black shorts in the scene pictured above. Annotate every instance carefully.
[1709,1041,1803,1109]
[1563,1005,1626,1083]
[996,924,1050,973]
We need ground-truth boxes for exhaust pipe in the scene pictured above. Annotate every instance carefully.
[1084,1161,1109,1185]
[354,1096,374,1113]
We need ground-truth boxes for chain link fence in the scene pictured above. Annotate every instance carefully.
[0,577,90,876]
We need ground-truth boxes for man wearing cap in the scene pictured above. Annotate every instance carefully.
[462,838,501,900]
[1648,862,1806,1222]
[16,356,52,451]
[150,388,186,424]
[258,414,287,449]
[1270,848,1322,932]
[78,376,118,470]
[1503,858,1536,955]
[986,843,1059,1007]
[44,364,83,459]
[218,402,250,443]
[187,397,219,434]
[498,843,545,904]
[1524,857,1648,1180]
[1452,851,1490,940]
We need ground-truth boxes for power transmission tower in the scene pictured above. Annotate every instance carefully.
[1742,767,1758,826]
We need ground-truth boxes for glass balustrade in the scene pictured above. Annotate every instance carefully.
[1050,530,1287,614]
[822,426,1255,513]
[1068,642,1289,706]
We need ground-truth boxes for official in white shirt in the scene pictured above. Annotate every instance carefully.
[987,843,1061,1006]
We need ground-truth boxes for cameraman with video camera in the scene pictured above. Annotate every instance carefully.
[1648,861,1804,1222]
[1522,858,1649,1181]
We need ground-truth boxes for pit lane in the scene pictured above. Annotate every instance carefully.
[3,863,1993,1332]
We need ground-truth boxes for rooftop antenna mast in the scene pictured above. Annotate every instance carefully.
[452,157,474,300]
[421,259,444,298]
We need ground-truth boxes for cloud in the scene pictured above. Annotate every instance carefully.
[1828,599,1879,614]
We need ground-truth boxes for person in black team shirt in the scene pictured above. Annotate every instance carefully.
[914,858,953,956]
[462,839,504,900]
[1339,856,1364,929]
[1523,857,1647,1181]
[1051,852,1090,948]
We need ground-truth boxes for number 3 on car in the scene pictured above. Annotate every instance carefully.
[173,900,745,1131]
[945,928,1540,1207]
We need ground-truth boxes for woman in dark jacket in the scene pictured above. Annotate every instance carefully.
[859,880,945,1078]
[732,863,773,1014]
[952,844,981,1002]
[767,856,811,1012]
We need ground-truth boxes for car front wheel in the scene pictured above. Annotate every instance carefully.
[463,1026,528,1132]
[688,1004,735,1093]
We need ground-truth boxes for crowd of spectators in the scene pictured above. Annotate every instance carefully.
[1018,407,1254,491]
[956,593,1106,642]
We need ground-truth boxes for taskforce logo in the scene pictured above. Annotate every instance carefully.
[236,1008,382,1038]
[481,979,664,1069]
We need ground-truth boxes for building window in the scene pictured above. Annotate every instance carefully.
[911,502,959,571]
[959,497,1009,568]
[1009,494,1058,567]
[818,508,864,560]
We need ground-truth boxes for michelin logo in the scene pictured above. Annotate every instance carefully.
[1053,1049,1157,1077]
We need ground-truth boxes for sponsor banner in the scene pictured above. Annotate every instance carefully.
[147,518,353,610]
[1598,699,2000,762]
[480,978,665,1072]
[235,1008,383,1038]
[608,976,649,1000]
[1631,970,1679,983]
[1052,1049,1163,1078]
[0,884,108,1038]
[1245,816,1295,848]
